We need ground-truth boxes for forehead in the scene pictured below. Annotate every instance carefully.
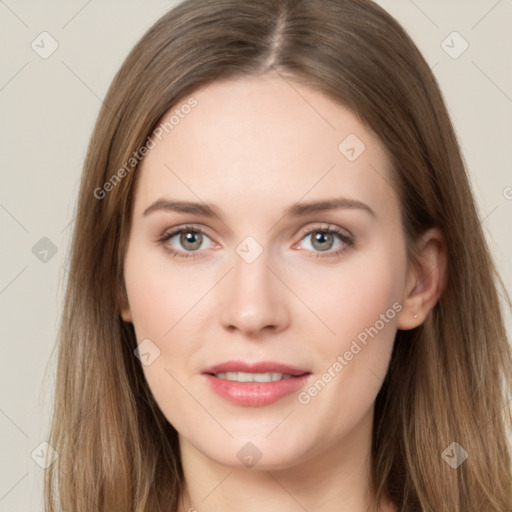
[134,73,397,220]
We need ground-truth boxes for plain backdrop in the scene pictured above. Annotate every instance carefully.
[0,1,511,510]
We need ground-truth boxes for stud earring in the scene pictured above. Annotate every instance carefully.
[413,314,418,319]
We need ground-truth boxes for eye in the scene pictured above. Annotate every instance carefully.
[293,224,354,259]
[158,225,217,260]
[158,223,354,261]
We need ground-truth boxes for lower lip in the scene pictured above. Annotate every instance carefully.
[203,373,311,407]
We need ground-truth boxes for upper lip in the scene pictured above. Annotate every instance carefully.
[202,360,310,376]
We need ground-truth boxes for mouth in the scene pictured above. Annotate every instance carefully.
[202,360,312,407]
[212,371,295,382]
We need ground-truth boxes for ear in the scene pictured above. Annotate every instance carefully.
[118,282,133,323]
[396,227,447,330]
[120,301,132,323]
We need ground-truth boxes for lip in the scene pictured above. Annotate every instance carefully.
[202,360,310,376]
[202,360,312,407]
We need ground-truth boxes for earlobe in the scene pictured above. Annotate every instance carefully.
[118,285,133,323]
[120,305,132,323]
[396,227,447,330]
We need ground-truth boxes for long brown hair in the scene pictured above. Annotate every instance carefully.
[44,0,512,510]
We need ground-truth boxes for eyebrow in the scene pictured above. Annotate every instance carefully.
[143,197,376,219]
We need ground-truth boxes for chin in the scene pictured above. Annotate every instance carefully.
[184,431,318,472]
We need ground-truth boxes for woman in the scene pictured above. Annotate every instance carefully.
[45,0,512,510]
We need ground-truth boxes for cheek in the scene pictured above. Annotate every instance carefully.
[123,245,204,422]
[123,243,218,406]
[312,248,404,331]
[293,259,403,437]
[303,241,406,381]
[123,242,210,343]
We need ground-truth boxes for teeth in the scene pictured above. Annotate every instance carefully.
[214,371,294,382]
[237,371,254,382]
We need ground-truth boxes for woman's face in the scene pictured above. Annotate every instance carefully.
[121,72,412,470]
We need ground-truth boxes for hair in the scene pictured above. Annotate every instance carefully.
[44,0,512,510]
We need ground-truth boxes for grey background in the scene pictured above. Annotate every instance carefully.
[0,1,511,510]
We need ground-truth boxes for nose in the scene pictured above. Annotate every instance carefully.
[219,244,290,337]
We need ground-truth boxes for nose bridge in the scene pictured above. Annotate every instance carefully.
[232,241,272,298]
[219,235,289,334]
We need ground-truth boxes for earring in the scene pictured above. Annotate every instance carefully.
[413,314,418,319]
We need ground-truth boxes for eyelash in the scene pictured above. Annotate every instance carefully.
[157,223,355,261]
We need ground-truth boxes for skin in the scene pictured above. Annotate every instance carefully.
[120,71,446,512]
